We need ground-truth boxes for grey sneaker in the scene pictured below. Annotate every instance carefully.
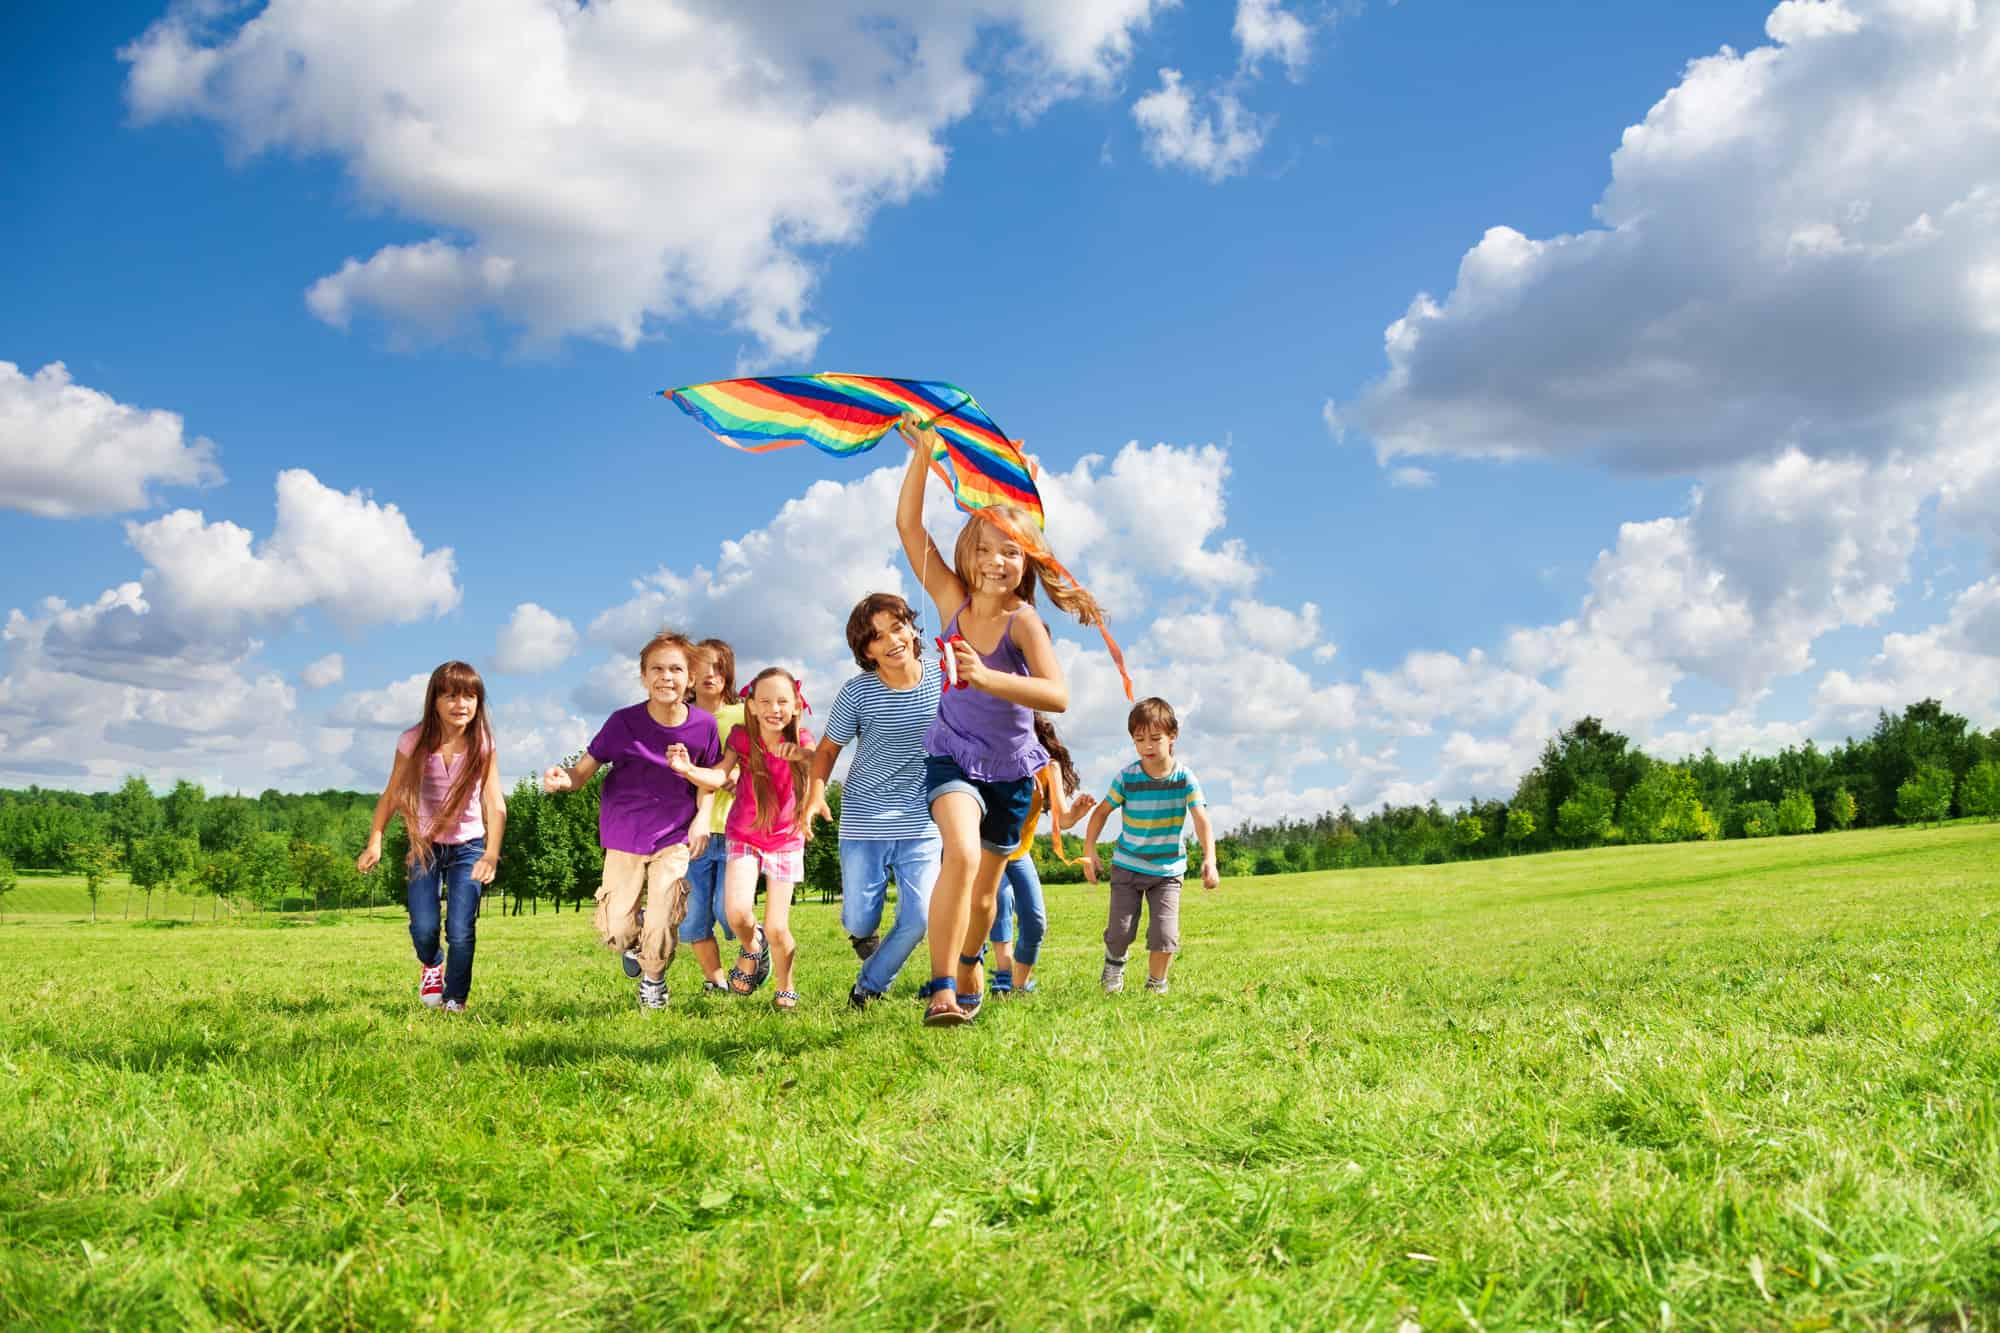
[1144,976,1169,995]
[442,998,467,1012]
[1100,959,1126,994]
[621,949,642,979]
[638,976,668,1010]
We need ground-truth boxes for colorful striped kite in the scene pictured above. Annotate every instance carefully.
[660,374,1043,527]
[660,372,1132,697]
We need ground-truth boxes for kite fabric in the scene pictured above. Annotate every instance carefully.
[660,374,1043,527]
[659,372,1132,699]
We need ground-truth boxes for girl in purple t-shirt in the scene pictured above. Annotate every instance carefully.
[893,413,1106,1027]
[356,660,505,1012]
[687,667,817,1011]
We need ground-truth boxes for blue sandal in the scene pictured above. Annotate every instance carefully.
[923,979,967,1027]
[957,952,986,1018]
[990,968,1014,999]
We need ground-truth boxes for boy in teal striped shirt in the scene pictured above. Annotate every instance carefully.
[1080,697,1219,995]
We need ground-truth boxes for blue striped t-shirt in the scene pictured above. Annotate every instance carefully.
[824,659,944,841]
[1105,760,1205,876]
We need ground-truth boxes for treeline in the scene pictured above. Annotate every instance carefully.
[1217,699,2000,875]
[1,700,1993,916]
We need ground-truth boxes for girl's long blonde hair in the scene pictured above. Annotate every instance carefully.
[951,504,1103,629]
[741,667,810,833]
[393,661,493,867]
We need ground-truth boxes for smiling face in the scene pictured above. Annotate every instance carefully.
[750,673,798,733]
[969,524,1027,596]
[640,645,692,707]
[863,609,918,672]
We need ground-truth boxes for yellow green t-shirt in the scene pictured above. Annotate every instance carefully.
[708,701,746,832]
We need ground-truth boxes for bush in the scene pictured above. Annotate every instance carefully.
[1775,789,1816,836]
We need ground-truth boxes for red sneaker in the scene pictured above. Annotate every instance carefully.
[419,962,445,1007]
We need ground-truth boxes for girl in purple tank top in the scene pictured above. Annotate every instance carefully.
[894,413,1107,1027]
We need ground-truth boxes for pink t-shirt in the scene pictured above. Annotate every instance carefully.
[723,724,811,854]
[397,726,485,844]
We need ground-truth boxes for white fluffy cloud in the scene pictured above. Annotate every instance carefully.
[1812,576,2000,732]
[0,361,221,517]
[300,652,344,689]
[127,468,459,630]
[1235,0,1313,80]
[1131,69,1267,182]
[121,0,1171,361]
[1334,0,2000,471]
[495,602,578,675]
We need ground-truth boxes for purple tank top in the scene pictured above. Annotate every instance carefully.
[923,602,1049,782]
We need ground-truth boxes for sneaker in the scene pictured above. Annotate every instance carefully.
[442,998,467,1012]
[1100,960,1126,994]
[702,980,731,995]
[848,983,877,1011]
[419,962,445,1007]
[638,976,668,1010]
[1144,976,1169,995]
[850,933,881,962]
[621,949,642,979]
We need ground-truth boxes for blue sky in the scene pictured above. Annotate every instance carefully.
[3,0,1996,825]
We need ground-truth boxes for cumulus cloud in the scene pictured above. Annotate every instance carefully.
[300,652,344,689]
[0,361,221,517]
[1334,0,2000,471]
[1131,69,1267,181]
[495,602,578,675]
[1812,576,2000,732]
[127,468,459,630]
[120,0,1171,361]
[1235,0,1313,79]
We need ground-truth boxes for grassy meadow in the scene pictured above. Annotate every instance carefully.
[2,822,1998,1330]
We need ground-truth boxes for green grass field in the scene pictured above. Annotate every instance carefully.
[3,823,1997,1330]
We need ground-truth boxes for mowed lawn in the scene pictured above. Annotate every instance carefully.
[3,824,1998,1330]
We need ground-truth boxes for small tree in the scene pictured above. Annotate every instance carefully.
[1895,764,1953,827]
[1775,788,1817,836]
[129,834,198,918]
[1504,807,1535,852]
[1736,800,1778,838]
[1453,810,1485,854]
[65,840,119,924]
[1830,786,1857,830]
[1555,781,1615,847]
[0,853,15,922]
[1960,759,2000,821]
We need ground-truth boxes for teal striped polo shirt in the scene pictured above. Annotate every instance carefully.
[1105,760,1205,877]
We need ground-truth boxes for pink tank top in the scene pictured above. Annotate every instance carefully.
[397,726,485,844]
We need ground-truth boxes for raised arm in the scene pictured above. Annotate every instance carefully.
[897,417,966,617]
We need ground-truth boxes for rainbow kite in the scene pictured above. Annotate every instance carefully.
[660,374,1043,527]
[660,372,1132,697]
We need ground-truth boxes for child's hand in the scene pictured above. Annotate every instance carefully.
[472,853,499,885]
[949,639,991,693]
[796,791,833,841]
[542,765,573,794]
[665,743,692,775]
[355,839,381,874]
[688,830,710,859]
[1201,858,1220,891]
[1067,793,1097,825]
[1081,852,1101,885]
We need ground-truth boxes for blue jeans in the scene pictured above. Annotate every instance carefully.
[988,856,1047,965]
[841,834,942,995]
[407,837,484,1004]
[676,835,734,944]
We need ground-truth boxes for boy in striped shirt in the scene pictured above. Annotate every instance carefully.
[1080,697,1219,995]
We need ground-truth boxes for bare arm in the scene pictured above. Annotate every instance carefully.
[954,607,1068,712]
[1190,804,1219,890]
[897,421,965,618]
[798,736,842,837]
[1080,799,1115,884]
[356,746,414,872]
[542,752,601,794]
[472,751,506,883]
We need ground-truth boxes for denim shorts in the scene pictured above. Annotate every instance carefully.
[924,754,1036,853]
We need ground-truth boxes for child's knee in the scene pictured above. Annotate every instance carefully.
[767,925,795,954]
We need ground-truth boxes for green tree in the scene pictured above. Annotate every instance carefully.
[1504,806,1535,852]
[1736,800,1778,838]
[1775,788,1817,836]
[1894,764,1953,827]
[0,853,15,921]
[1959,759,2000,821]
[802,781,843,901]
[1453,810,1485,853]
[65,840,120,924]
[105,774,163,860]
[1830,786,1857,830]
[239,832,294,909]
[1555,781,1615,846]
[162,779,206,839]
[129,834,198,918]
[291,839,361,909]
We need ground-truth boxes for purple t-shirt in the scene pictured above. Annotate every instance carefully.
[588,703,722,855]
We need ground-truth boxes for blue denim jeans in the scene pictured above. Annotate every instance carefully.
[841,834,942,995]
[676,834,734,944]
[988,855,1048,965]
[407,837,484,1003]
